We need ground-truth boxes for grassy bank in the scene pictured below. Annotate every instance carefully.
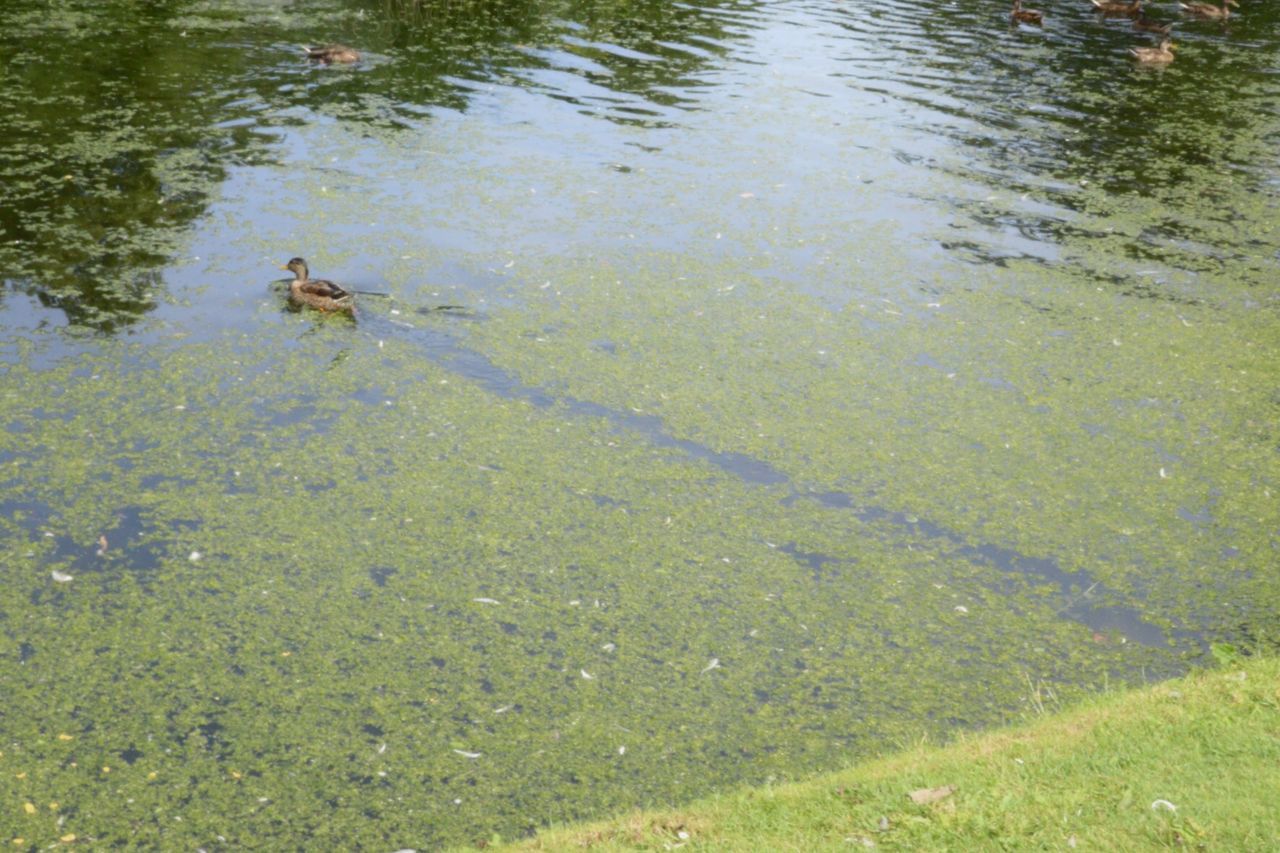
[498,656,1280,850]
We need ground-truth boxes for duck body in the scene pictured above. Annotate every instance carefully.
[1011,0,1045,24]
[1092,0,1143,17]
[303,44,360,64]
[1179,0,1237,19]
[1133,15,1173,33]
[1131,37,1176,63]
[279,258,356,314]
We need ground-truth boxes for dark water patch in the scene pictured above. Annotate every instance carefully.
[369,566,397,587]
[778,542,839,581]
[8,502,201,583]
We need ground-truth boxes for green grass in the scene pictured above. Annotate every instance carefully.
[494,657,1280,851]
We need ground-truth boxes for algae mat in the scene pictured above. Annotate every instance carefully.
[2,237,1276,847]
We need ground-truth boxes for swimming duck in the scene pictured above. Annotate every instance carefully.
[1179,0,1237,19]
[1131,37,1176,63]
[1133,15,1173,33]
[302,44,360,64]
[1011,0,1045,25]
[1091,0,1143,17]
[278,258,355,314]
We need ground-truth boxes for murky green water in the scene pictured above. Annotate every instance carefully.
[2,0,1278,846]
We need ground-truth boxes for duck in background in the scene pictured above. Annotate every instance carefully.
[1092,0,1143,17]
[1179,0,1238,19]
[302,44,360,64]
[1131,37,1177,63]
[1133,15,1173,34]
[1011,0,1045,25]
[1013,0,1044,24]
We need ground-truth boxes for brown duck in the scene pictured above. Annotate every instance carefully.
[1011,0,1045,25]
[1131,37,1176,63]
[1133,15,1173,34]
[302,44,360,64]
[279,258,355,314]
[1179,0,1237,19]
[1091,0,1143,17]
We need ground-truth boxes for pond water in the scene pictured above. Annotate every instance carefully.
[2,0,1278,846]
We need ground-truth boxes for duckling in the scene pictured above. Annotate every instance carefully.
[1091,0,1143,17]
[1133,15,1173,33]
[278,258,355,314]
[1011,0,1045,25]
[1131,37,1177,63]
[1179,0,1237,19]
[302,44,360,64]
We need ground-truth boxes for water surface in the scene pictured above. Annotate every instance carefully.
[2,0,1278,846]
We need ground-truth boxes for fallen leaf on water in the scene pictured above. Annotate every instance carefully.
[22,803,36,815]
[908,785,955,805]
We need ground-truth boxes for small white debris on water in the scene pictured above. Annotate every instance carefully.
[1160,467,1169,478]
[701,658,721,674]
[581,669,595,680]
[453,749,482,759]
[472,598,500,605]
[377,743,387,754]
[618,746,626,755]
[1151,799,1177,812]
[189,551,201,562]
[493,705,511,714]
[601,643,616,653]
[51,570,74,583]
[954,606,969,614]
[569,599,581,606]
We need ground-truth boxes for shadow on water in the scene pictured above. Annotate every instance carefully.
[359,308,1179,647]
